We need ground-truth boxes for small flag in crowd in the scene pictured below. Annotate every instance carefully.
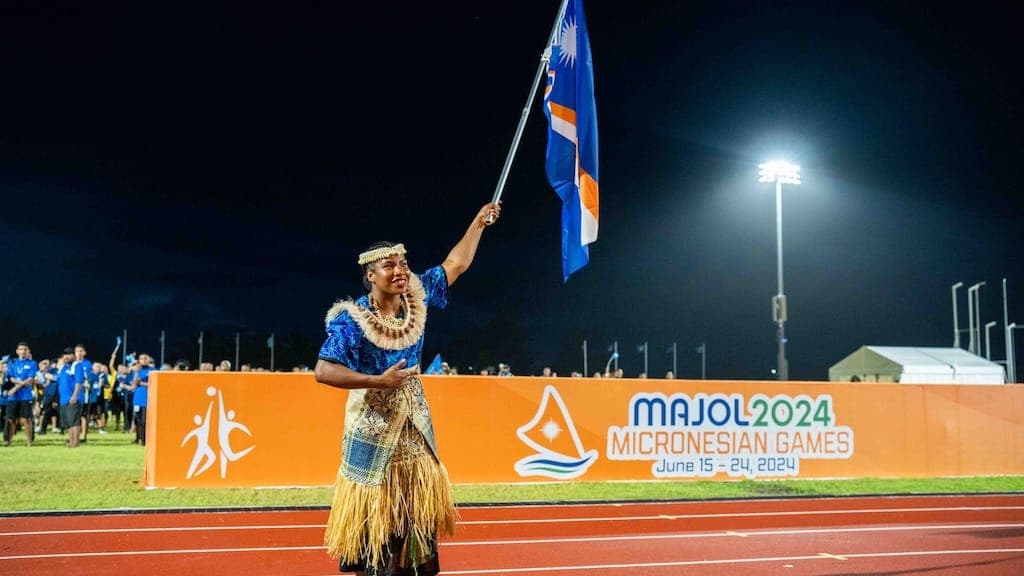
[544,0,599,281]
[425,353,444,375]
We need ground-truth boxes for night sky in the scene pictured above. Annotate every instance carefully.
[2,2,1022,379]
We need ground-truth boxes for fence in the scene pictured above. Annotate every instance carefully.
[144,373,1024,488]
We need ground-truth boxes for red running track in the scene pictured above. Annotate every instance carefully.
[2,494,1023,575]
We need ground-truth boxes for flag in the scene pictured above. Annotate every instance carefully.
[544,0,598,281]
[267,333,275,349]
[424,353,444,375]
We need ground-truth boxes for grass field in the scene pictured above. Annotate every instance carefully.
[2,429,1022,513]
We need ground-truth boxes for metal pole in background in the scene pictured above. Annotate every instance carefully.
[235,332,240,371]
[701,343,707,380]
[974,282,986,354]
[672,342,677,377]
[1004,279,1011,381]
[122,329,128,365]
[985,321,997,360]
[582,339,588,377]
[1009,323,1018,384]
[643,341,648,377]
[774,179,788,379]
[198,331,204,369]
[269,333,275,372]
[952,281,963,348]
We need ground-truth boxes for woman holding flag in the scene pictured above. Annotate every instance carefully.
[314,202,499,576]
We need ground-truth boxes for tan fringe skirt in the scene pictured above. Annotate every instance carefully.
[325,424,457,573]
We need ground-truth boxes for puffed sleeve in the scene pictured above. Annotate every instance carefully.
[318,312,362,370]
[419,265,449,309]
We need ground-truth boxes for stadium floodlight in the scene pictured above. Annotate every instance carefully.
[759,160,802,185]
[759,160,801,381]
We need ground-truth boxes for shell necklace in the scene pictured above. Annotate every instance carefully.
[369,294,410,331]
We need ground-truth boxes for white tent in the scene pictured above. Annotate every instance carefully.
[829,346,1006,384]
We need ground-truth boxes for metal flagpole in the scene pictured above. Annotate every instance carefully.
[643,342,648,377]
[582,339,588,377]
[198,331,204,369]
[701,343,707,380]
[486,0,571,220]
[234,332,240,371]
[159,330,166,366]
[672,342,677,377]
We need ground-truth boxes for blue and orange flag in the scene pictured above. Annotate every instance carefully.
[543,0,598,282]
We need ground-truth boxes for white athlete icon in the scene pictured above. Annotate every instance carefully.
[181,401,216,480]
[181,386,255,480]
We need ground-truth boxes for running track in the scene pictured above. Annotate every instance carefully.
[2,494,1023,575]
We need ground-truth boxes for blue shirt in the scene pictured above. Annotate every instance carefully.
[318,266,448,374]
[73,359,93,404]
[86,369,101,403]
[8,358,39,402]
[134,366,153,408]
[57,364,78,406]
[42,368,58,398]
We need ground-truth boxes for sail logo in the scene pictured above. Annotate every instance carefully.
[181,386,255,480]
[514,385,598,479]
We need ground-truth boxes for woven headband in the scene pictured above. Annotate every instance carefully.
[358,243,406,265]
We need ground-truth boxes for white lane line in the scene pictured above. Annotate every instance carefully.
[0,546,326,561]
[0,524,324,537]
[437,549,1024,574]
[4,513,1023,539]
[3,523,1022,558]
[456,506,1024,525]
[440,523,1024,547]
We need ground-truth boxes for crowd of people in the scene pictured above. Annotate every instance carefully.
[0,342,161,448]
[1,341,673,449]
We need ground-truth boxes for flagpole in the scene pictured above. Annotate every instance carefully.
[234,332,240,371]
[644,341,648,377]
[159,330,166,366]
[198,331,204,369]
[486,0,571,220]
[672,342,677,377]
[701,342,707,380]
[269,333,275,372]
[582,339,588,377]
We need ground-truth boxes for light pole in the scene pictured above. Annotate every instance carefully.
[985,321,997,360]
[1009,323,1019,384]
[952,281,964,348]
[759,160,801,380]
[967,282,985,355]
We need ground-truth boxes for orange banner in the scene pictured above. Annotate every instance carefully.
[145,374,1024,488]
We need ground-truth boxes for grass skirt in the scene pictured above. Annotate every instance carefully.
[325,437,457,574]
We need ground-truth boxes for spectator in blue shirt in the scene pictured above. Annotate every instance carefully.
[131,353,154,446]
[72,345,94,442]
[57,347,83,448]
[36,359,59,435]
[0,357,10,445]
[6,342,39,447]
